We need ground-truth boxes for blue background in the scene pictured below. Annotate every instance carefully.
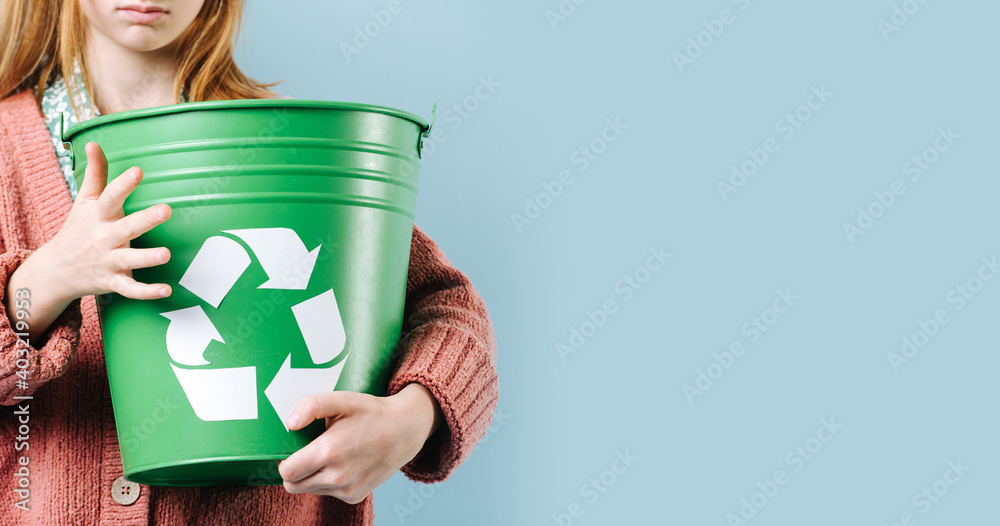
[238,1,999,524]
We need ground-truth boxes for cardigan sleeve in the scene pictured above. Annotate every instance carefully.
[0,248,83,405]
[386,225,499,483]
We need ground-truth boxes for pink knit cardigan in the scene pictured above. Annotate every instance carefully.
[0,90,498,525]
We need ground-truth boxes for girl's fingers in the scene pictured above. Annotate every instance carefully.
[112,247,171,271]
[278,438,328,484]
[280,467,339,496]
[116,204,171,240]
[97,166,143,218]
[108,273,171,300]
[280,467,371,505]
[77,142,109,200]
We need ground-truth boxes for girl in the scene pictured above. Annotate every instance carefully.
[0,1,497,524]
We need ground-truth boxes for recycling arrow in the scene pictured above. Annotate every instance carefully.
[161,306,224,366]
[265,353,350,431]
[291,289,346,364]
[225,228,321,290]
[171,364,258,421]
[178,236,251,308]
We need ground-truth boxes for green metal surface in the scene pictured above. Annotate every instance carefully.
[63,100,430,486]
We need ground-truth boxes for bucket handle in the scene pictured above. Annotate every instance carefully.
[416,103,436,159]
[59,113,76,172]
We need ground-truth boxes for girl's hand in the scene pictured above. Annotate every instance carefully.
[278,383,444,504]
[6,142,173,340]
[45,141,173,301]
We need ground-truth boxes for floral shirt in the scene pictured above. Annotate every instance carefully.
[39,71,100,200]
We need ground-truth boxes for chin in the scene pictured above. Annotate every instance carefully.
[115,27,178,53]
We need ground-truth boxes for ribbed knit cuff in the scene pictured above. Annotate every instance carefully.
[0,248,83,404]
[387,323,499,483]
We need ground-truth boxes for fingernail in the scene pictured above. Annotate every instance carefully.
[130,168,140,182]
[158,287,169,297]
[286,412,301,429]
[156,206,166,221]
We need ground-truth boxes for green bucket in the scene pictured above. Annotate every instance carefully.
[63,100,432,486]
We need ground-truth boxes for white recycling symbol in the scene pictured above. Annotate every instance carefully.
[160,228,348,431]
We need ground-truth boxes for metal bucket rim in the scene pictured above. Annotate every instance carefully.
[63,99,431,142]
